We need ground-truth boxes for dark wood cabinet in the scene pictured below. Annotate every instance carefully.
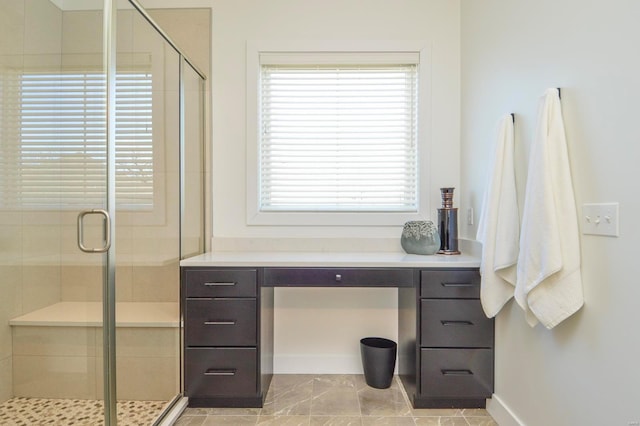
[263,267,414,287]
[182,265,493,409]
[185,299,257,347]
[184,269,258,298]
[185,348,258,398]
[182,268,273,407]
[401,268,494,408]
[420,299,493,348]
[419,348,493,399]
[419,269,481,298]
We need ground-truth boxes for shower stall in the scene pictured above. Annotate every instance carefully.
[0,0,205,424]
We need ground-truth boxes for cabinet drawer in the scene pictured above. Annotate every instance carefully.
[420,348,493,398]
[420,299,493,348]
[186,299,257,346]
[184,269,257,297]
[263,268,414,287]
[185,348,257,397]
[421,270,480,298]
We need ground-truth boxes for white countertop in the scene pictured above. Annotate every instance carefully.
[180,251,480,268]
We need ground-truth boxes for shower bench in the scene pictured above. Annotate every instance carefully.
[9,301,179,401]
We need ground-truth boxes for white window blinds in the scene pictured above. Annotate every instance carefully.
[0,71,153,210]
[259,64,418,212]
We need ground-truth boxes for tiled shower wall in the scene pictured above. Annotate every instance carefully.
[0,0,64,403]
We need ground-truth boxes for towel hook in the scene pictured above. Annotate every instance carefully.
[557,87,562,99]
[510,113,515,123]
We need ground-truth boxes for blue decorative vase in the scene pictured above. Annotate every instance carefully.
[401,221,441,255]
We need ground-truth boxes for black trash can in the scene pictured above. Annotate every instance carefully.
[360,337,397,389]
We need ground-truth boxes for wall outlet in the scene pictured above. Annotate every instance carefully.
[582,203,619,237]
[467,207,474,226]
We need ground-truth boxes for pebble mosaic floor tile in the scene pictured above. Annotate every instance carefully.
[0,397,167,425]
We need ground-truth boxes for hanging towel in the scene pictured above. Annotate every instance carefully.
[476,114,519,318]
[515,88,583,329]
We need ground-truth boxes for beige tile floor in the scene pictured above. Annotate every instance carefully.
[176,374,498,425]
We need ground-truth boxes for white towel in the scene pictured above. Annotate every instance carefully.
[515,88,583,329]
[476,114,519,318]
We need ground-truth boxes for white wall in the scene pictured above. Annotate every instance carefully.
[461,1,640,425]
[0,0,63,403]
[213,0,460,372]
[142,0,461,373]
[208,0,461,242]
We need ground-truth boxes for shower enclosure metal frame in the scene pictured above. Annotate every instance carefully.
[99,1,207,424]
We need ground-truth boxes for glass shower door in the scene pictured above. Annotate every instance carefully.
[0,0,116,424]
[113,3,182,422]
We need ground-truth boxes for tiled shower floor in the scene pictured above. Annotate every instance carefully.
[176,374,498,425]
[0,397,167,425]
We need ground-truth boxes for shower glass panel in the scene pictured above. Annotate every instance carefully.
[0,0,204,425]
[182,59,205,259]
[0,0,112,423]
[0,1,205,424]
[113,4,182,418]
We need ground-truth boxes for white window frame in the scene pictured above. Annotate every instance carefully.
[246,40,431,226]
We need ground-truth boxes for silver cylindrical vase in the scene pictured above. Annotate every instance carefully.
[437,187,460,255]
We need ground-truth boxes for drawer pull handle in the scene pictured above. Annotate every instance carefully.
[204,369,236,376]
[441,369,473,376]
[204,282,236,287]
[441,282,475,288]
[441,320,474,326]
[204,321,236,325]
[335,274,342,282]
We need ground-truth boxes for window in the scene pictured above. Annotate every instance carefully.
[260,64,417,212]
[247,42,430,226]
[0,71,153,210]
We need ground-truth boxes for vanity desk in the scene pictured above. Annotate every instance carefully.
[180,252,493,409]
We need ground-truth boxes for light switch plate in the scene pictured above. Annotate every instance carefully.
[582,203,619,237]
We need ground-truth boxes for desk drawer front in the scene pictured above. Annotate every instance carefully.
[263,268,414,287]
[421,270,480,298]
[186,299,257,346]
[185,269,257,298]
[420,299,493,348]
[185,348,257,397]
[420,348,493,398]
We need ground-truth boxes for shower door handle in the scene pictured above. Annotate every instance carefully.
[77,209,112,253]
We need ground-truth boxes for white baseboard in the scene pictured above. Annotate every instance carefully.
[274,354,363,374]
[274,354,400,374]
[486,394,525,426]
